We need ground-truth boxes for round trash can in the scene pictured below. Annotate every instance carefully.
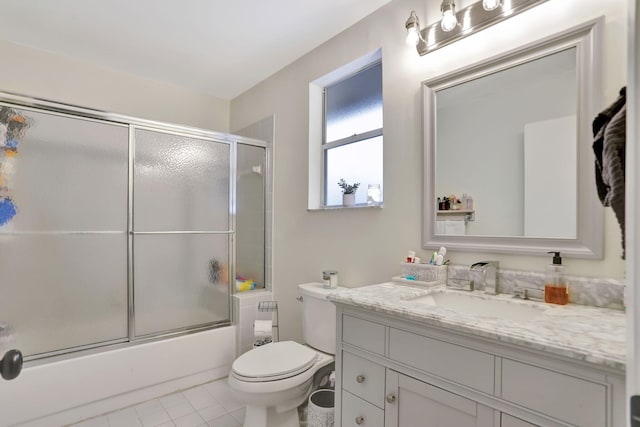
[307,389,335,427]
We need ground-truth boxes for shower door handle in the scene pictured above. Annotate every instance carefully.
[1,349,23,380]
[0,324,23,380]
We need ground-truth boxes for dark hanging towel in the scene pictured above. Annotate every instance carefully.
[593,87,626,259]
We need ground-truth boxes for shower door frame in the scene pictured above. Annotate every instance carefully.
[0,90,266,362]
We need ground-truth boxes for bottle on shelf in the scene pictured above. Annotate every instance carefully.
[465,195,473,210]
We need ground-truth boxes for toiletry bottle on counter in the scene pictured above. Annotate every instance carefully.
[544,251,568,305]
[322,270,338,288]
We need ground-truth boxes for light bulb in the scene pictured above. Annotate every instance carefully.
[406,27,420,45]
[440,9,458,32]
[405,11,421,46]
[482,0,502,11]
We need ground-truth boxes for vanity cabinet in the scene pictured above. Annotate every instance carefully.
[335,308,624,427]
[385,371,494,427]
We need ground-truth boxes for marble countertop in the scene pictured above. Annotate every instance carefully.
[328,282,626,372]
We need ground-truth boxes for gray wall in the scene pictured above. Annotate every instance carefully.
[230,0,627,343]
[0,39,230,131]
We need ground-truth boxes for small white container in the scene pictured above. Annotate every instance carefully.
[322,271,338,288]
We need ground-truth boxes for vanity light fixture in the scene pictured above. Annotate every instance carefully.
[440,0,458,32]
[405,11,422,45]
[405,0,548,56]
[482,0,503,11]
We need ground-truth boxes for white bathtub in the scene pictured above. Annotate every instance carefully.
[0,326,236,427]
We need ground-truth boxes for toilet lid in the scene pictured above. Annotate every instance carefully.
[232,341,317,381]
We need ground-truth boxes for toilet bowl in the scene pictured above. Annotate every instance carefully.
[229,283,340,427]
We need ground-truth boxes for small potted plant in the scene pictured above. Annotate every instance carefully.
[338,179,360,207]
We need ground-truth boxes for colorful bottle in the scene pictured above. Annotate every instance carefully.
[544,251,568,305]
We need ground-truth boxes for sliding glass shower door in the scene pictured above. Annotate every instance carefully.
[0,101,236,361]
[0,106,129,358]
[132,128,231,337]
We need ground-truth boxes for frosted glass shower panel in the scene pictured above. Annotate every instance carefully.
[0,234,128,357]
[134,129,230,232]
[134,234,230,337]
[236,144,265,289]
[0,106,128,231]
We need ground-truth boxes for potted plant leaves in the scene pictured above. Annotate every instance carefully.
[338,179,360,207]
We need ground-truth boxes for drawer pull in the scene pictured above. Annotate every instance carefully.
[386,393,396,403]
[355,416,365,425]
[356,374,366,383]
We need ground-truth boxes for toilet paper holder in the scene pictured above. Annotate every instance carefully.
[257,301,279,342]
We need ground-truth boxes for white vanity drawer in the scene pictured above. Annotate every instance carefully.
[501,359,606,427]
[343,315,386,355]
[342,390,384,427]
[342,351,386,408]
[389,328,495,394]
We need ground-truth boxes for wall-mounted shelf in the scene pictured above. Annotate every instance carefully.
[437,209,475,222]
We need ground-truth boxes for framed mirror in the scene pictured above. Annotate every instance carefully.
[422,19,603,258]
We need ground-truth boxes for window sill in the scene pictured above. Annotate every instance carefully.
[307,203,384,211]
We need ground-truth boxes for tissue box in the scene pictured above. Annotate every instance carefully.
[400,262,447,284]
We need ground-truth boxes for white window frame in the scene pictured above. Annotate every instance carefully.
[322,128,383,206]
[308,48,383,210]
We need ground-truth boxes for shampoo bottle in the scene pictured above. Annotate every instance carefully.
[544,251,568,305]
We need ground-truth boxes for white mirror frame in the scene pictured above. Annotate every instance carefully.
[422,18,604,258]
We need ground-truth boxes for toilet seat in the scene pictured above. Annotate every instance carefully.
[229,346,334,397]
[232,341,318,382]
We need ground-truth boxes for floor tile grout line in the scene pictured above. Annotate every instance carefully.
[70,378,243,427]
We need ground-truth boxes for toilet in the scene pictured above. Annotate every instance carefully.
[228,282,340,427]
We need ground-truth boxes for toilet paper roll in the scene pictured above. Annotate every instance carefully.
[254,320,273,338]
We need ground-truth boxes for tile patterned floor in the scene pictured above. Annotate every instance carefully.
[69,378,245,427]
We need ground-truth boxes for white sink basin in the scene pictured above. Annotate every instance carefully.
[408,290,546,322]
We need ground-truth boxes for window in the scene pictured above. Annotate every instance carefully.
[323,61,383,207]
[308,50,383,209]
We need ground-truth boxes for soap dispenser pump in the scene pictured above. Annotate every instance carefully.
[544,251,568,305]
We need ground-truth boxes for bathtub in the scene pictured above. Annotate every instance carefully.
[0,326,236,427]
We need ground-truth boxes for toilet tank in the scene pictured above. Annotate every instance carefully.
[298,283,341,354]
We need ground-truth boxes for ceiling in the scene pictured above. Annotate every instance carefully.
[0,0,392,100]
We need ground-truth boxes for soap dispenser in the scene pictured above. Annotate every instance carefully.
[544,251,568,305]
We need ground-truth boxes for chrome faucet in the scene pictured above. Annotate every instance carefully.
[470,261,499,294]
